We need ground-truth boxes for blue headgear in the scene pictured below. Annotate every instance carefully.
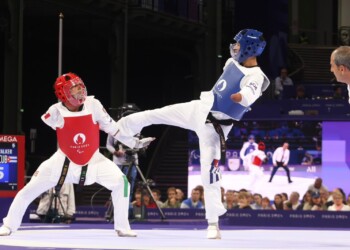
[231,29,266,63]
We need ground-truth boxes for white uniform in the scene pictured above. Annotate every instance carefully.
[240,141,258,170]
[2,96,132,233]
[115,58,269,224]
[245,149,267,192]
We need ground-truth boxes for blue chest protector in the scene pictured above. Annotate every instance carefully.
[211,61,250,120]
[245,143,256,156]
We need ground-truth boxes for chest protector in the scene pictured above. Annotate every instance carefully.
[56,114,99,165]
[211,61,250,120]
[252,155,263,166]
[245,143,256,156]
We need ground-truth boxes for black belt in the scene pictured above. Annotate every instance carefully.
[76,165,88,192]
[205,112,234,164]
[55,157,87,193]
[55,157,70,193]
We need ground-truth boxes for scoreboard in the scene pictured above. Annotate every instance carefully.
[0,135,25,197]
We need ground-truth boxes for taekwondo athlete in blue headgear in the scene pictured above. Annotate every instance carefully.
[240,134,258,171]
[113,28,270,240]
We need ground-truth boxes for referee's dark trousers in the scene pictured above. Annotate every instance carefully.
[268,161,292,183]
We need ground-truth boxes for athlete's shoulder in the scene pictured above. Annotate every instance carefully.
[85,95,97,103]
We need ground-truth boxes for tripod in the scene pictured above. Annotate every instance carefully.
[43,185,70,223]
[105,150,166,221]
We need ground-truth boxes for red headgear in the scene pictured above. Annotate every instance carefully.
[54,72,87,107]
[258,142,265,151]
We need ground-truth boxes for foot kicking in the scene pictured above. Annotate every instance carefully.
[207,223,221,239]
[134,137,156,149]
[116,229,137,237]
[0,226,11,236]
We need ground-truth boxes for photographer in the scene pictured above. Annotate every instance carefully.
[106,134,139,198]
[106,103,145,199]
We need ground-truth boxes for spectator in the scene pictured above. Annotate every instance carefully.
[130,189,157,219]
[328,191,350,211]
[161,187,181,208]
[340,28,350,46]
[130,189,142,219]
[261,197,272,210]
[175,188,185,203]
[151,188,164,207]
[294,84,309,100]
[238,192,252,209]
[283,201,293,210]
[327,187,347,207]
[307,178,328,194]
[274,67,294,100]
[180,188,204,209]
[281,193,289,203]
[251,193,263,210]
[142,192,157,208]
[310,191,327,211]
[320,187,332,208]
[195,185,205,207]
[271,194,284,210]
[223,190,239,209]
[300,190,313,210]
[288,192,302,210]
[36,183,75,223]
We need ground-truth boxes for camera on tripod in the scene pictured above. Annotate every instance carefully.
[36,184,75,224]
[136,179,156,189]
[116,103,140,120]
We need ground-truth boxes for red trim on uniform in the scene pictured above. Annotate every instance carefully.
[44,113,51,119]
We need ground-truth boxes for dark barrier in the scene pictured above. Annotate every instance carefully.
[146,208,350,228]
[27,205,350,228]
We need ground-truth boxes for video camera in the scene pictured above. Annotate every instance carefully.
[136,179,156,189]
[116,103,140,120]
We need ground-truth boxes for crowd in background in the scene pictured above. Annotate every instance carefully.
[129,177,350,219]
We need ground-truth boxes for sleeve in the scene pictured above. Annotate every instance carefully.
[238,74,264,107]
[284,149,290,165]
[272,148,278,164]
[240,142,248,159]
[91,98,119,135]
[91,98,140,149]
[347,85,350,104]
[258,151,267,161]
[106,134,116,154]
[41,105,64,130]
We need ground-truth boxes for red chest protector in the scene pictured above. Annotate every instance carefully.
[252,156,262,166]
[56,114,99,165]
